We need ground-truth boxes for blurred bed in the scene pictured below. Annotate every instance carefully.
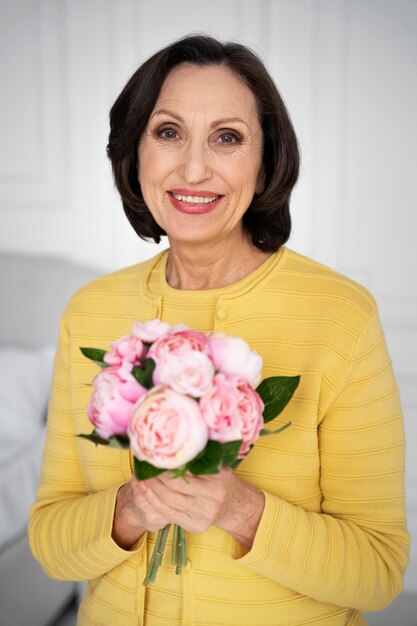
[0,252,98,626]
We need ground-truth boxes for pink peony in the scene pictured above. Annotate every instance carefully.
[87,366,147,439]
[104,334,144,370]
[133,319,172,343]
[207,333,263,387]
[200,374,264,458]
[153,351,215,397]
[148,329,210,363]
[128,386,208,469]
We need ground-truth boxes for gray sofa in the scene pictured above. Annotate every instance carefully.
[0,252,98,626]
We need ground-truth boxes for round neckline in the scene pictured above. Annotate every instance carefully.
[143,246,287,302]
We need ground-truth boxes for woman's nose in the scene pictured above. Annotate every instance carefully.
[178,139,212,184]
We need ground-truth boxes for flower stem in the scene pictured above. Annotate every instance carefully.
[143,524,170,586]
[171,523,179,565]
[175,526,187,575]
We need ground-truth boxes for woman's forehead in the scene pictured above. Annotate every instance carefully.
[151,63,260,125]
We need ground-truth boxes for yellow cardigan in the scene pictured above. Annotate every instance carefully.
[29,247,409,626]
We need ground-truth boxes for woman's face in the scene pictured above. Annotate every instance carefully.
[137,63,264,249]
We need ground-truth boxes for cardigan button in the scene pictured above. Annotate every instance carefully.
[216,309,227,321]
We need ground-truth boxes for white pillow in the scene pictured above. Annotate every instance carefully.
[0,346,55,442]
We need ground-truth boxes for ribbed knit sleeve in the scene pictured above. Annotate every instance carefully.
[28,311,145,581]
[234,306,409,611]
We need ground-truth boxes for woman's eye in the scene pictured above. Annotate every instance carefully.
[158,128,179,140]
[218,132,241,145]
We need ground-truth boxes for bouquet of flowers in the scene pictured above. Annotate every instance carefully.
[79,319,299,586]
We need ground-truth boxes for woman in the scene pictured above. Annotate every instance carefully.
[29,35,409,625]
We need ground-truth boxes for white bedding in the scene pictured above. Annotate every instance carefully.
[0,432,46,550]
[0,346,54,549]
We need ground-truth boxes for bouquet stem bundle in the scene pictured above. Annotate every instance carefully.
[143,524,187,586]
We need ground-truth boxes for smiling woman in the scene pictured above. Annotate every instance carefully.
[29,34,409,626]
[107,35,299,259]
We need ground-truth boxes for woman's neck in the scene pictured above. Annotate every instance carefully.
[165,236,272,291]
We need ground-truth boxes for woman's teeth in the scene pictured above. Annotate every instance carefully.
[171,193,219,204]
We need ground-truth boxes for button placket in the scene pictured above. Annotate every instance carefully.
[214,300,228,330]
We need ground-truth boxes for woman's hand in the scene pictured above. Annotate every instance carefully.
[111,474,171,550]
[136,468,265,548]
[112,468,265,550]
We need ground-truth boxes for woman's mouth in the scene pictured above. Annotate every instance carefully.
[168,190,222,214]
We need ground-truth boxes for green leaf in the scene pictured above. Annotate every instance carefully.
[260,421,291,436]
[78,430,130,449]
[187,440,223,475]
[80,347,107,366]
[78,431,110,446]
[256,375,300,424]
[132,358,156,389]
[221,440,242,467]
[133,456,165,480]
[107,435,130,449]
[231,443,254,469]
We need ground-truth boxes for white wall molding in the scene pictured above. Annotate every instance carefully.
[0,0,69,212]
[310,0,349,268]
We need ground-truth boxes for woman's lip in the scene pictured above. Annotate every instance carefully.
[169,188,220,197]
[167,191,222,214]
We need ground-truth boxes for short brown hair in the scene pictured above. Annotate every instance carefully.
[107,34,300,252]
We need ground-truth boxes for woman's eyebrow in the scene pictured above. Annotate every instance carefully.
[150,109,249,129]
[150,109,184,122]
[209,117,249,129]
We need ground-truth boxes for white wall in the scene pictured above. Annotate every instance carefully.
[0,0,416,592]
